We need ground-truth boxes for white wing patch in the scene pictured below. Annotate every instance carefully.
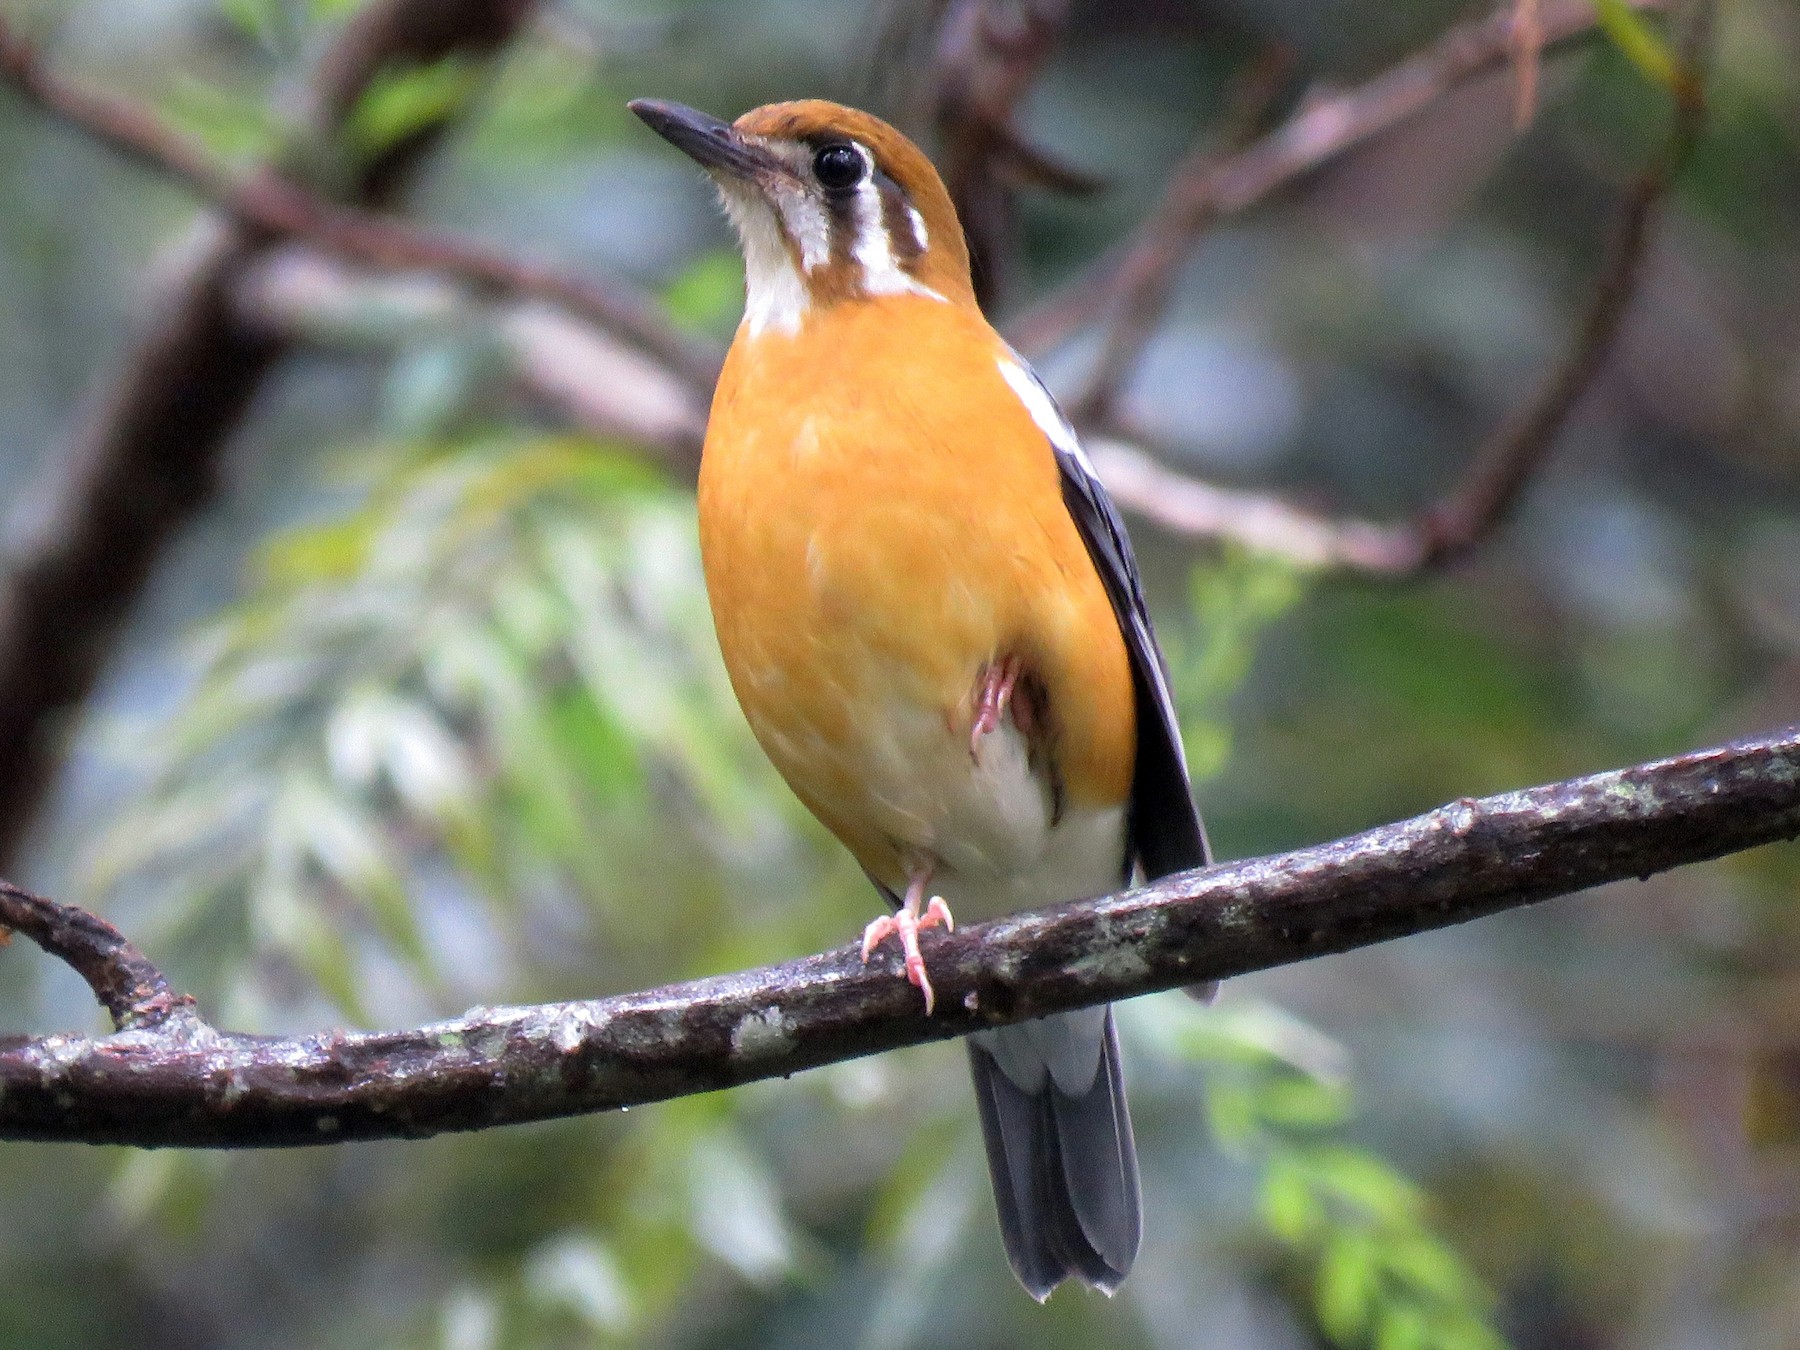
[999,351,1193,811]
[997,356,1097,475]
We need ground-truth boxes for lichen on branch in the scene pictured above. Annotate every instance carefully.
[0,726,1794,1148]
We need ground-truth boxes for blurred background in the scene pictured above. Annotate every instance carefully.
[0,0,1797,1346]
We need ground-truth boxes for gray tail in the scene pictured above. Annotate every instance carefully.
[966,1005,1141,1300]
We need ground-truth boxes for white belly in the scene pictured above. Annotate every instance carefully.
[854,696,1128,924]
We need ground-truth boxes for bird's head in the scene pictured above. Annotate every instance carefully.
[629,98,975,336]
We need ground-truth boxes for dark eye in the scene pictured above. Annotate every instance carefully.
[812,142,865,191]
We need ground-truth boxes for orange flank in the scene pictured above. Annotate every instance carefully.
[700,293,1136,902]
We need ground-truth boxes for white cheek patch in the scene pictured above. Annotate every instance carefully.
[997,356,1097,475]
[717,184,811,337]
[761,139,829,276]
[773,183,830,274]
[715,138,830,337]
[712,138,948,334]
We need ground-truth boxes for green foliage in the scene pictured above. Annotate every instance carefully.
[216,0,293,53]
[77,428,843,1345]
[1172,547,1308,781]
[194,3,488,169]
[450,1097,807,1346]
[1671,46,1800,248]
[346,56,487,161]
[1591,0,1683,93]
[463,38,617,164]
[86,433,778,1016]
[1155,1000,1510,1350]
[664,249,749,338]
[216,0,370,48]
[157,75,285,162]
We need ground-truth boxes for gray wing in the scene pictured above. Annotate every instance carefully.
[997,356,1210,880]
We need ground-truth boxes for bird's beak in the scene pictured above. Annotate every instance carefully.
[628,99,784,183]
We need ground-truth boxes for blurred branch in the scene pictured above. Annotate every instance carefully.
[930,0,1089,309]
[2,726,1795,1146]
[0,0,1695,599]
[1512,0,1546,129]
[1067,47,1293,423]
[1070,0,1709,576]
[233,247,707,468]
[1008,0,1668,358]
[0,15,721,396]
[0,0,541,869]
[1081,438,1427,572]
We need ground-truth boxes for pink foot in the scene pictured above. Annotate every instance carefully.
[970,658,1019,758]
[862,887,954,1014]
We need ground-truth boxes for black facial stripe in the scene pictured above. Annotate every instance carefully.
[877,173,923,266]
[802,136,864,269]
[798,140,927,283]
[825,183,859,267]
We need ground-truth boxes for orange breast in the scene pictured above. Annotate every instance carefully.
[699,294,1135,889]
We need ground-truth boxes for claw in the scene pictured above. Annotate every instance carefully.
[970,658,1019,759]
[861,874,954,1014]
[860,913,898,964]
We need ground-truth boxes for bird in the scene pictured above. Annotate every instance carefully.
[629,96,1209,1300]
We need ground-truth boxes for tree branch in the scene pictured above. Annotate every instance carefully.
[929,0,1089,310]
[0,881,189,1033]
[1066,46,1293,423]
[1,726,1794,1147]
[0,14,721,398]
[1007,0,1667,357]
[0,0,542,868]
[1066,0,1708,576]
[232,247,708,469]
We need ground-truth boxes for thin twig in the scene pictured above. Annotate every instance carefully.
[1512,0,1546,129]
[931,0,1087,309]
[1007,0,1668,357]
[1069,46,1293,423]
[1078,0,1707,576]
[1401,0,1711,570]
[0,881,189,1032]
[0,725,1796,1146]
[0,15,722,396]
